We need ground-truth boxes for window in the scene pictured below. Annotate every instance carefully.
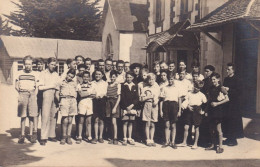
[180,0,193,21]
[105,34,113,59]
[17,61,23,71]
[58,62,64,76]
[153,0,165,27]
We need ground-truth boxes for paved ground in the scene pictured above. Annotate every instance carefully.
[0,84,260,167]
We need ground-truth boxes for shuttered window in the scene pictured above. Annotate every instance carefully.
[153,0,165,27]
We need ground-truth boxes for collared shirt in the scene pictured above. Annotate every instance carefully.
[58,79,78,98]
[16,70,39,91]
[92,80,108,98]
[124,82,135,90]
[39,69,60,88]
[116,72,125,84]
[105,71,111,82]
[175,79,192,97]
[159,81,169,90]
[161,84,180,102]
[185,91,207,106]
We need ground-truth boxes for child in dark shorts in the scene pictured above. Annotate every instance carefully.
[205,73,229,154]
[160,74,181,149]
[179,80,207,149]
[120,72,139,145]
[91,69,108,144]
[106,70,121,145]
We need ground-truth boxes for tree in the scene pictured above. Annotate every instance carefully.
[0,16,12,35]
[4,0,102,41]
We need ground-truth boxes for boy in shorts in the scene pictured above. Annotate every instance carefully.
[16,55,39,144]
[160,74,181,149]
[76,71,96,144]
[56,69,78,145]
[179,80,207,149]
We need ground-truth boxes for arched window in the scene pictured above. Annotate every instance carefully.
[105,34,113,59]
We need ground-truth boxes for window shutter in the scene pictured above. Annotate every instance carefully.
[175,0,181,16]
[188,0,193,12]
[153,0,157,23]
[161,0,165,21]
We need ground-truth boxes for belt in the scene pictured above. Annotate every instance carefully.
[107,96,118,99]
[60,96,75,99]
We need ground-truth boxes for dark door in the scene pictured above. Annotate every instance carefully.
[235,22,259,115]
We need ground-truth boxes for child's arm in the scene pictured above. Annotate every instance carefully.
[55,90,60,102]
[211,94,229,107]
[112,95,121,114]
[160,101,163,118]
[177,97,182,117]
[15,80,20,92]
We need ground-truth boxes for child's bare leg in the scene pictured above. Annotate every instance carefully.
[61,117,68,138]
[217,123,223,148]
[150,122,155,142]
[21,117,26,136]
[94,117,99,139]
[86,116,92,139]
[29,117,33,135]
[145,121,150,141]
[123,121,128,139]
[181,125,189,145]
[33,117,38,133]
[112,118,117,139]
[99,119,104,139]
[171,123,177,145]
[165,121,170,143]
[67,116,73,137]
[128,121,133,139]
[192,126,199,148]
[78,115,84,138]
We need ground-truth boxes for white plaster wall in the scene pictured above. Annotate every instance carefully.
[119,33,133,62]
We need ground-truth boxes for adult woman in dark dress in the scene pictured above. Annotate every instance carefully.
[222,63,244,146]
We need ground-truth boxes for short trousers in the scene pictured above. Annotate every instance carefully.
[121,113,136,121]
[78,98,93,116]
[18,91,38,118]
[142,102,158,122]
[162,101,178,123]
[106,97,120,118]
[93,98,106,120]
[183,105,202,126]
[59,98,77,116]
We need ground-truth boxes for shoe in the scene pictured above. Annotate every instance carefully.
[177,143,187,147]
[18,135,25,144]
[76,137,82,144]
[227,140,238,146]
[216,147,224,154]
[40,139,47,146]
[205,145,215,151]
[122,139,127,146]
[98,138,104,143]
[31,132,37,143]
[108,139,113,144]
[223,139,230,145]
[161,142,170,148]
[91,138,98,144]
[151,142,156,147]
[171,143,177,149]
[191,145,198,149]
[66,137,72,145]
[113,139,118,145]
[60,139,66,145]
[128,139,135,145]
[48,137,58,142]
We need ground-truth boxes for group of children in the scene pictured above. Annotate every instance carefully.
[16,55,231,154]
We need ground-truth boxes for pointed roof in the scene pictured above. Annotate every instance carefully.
[189,0,260,30]
[101,0,148,32]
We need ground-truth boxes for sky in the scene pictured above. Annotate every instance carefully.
[0,0,105,29]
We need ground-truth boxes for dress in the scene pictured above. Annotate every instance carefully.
[223,75,244,138]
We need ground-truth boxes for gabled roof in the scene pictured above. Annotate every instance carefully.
[0,35,102,60]
[102,0,148,32]
[189,0,260,30]
[147,20,199,52]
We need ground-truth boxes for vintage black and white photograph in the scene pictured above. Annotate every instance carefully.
[0,0,260,166]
